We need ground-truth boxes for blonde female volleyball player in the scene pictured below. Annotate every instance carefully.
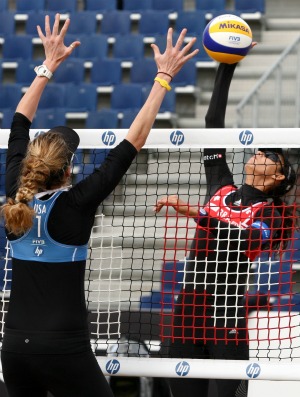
[155,62,296,397]
[0,13,198,397]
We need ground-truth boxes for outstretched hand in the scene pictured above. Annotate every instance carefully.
[37,13,80,72]
[151,28,199,79]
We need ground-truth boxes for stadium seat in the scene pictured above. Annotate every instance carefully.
[152,32,180,53]
[67,12,98,35]
[15,59,41,85]
[84,0,116,11]
[129,58,157,84]
[38,84,66,109]
[175,11,207,37]
[112,34,145,61]
[45,0,77,13]
[120,109,139,128]
[0,63,2,83]
[52,59,85,84]
[100,11,132,36]
[90,59,122,86]
[234,0,265,15]
[0,84,23,110]
[143,85,176,113]
[111,84,144,111]
[1,109,15,129]
[152,0,183,12]
[123,0,153,12]
[31,109,67,129]
[195,0,226,15]
[65,83,98,112]
[76,34,109,61]
[25,11,56,36]
[3,35,33,61]
[172,60,197,87]
[16,0,45,13]
[89,149,110,167]
[0,12,15,37]
[138,11,170,36]
[85,109,119,129]
[0,0,8,11]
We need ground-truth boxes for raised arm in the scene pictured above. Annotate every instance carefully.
[16,13,80,122]
[125,28,199,151]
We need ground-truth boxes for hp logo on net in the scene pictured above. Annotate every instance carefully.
[106,359,120,375]
[102,131,116,146]
[175,361,190,377]
[239,130,254,146]
[246,363,261,379]
[170,130,185,146]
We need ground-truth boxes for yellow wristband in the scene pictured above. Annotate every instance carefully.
[154,77,172,91]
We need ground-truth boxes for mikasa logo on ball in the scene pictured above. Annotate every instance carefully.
[219,22,250,33]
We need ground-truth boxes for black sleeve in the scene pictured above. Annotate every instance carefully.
[202,63,238,200]
[5,112,31,199]
[66,139,137,211]
[197,206,282,253]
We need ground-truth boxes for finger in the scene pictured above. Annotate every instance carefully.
[151,43,161,58]
[52,13,60,37]
[165,27,173,51]
[175,28,187,50]
[44,14,51,37]
[180,36,197,56]
[36,24,45,41]
[69,41,81,51]
[59,17,71,40]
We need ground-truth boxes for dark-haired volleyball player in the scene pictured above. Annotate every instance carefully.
[155,61,296,397]
[0,14,198,397]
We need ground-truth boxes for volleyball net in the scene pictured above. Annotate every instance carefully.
[0,128,300,381]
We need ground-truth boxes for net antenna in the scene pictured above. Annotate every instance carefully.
[1,128,300,383]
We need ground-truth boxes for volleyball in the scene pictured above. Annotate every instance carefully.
[202,14,253,64]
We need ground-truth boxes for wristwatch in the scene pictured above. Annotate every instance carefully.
[34,64,53,80]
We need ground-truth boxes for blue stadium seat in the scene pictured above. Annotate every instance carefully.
[89,149,110,167]
[15,59,41,85]
[0,12,15,37]
[0,63,3,83]
[16,0,45,12]
[283,231,300,263]
[0,84,23,110]
[143,85,176,113]
[65,83,98,112]
[111,84,144,111]
[0,0,8,11]
[129,58,157,84]
[31,109,67,129]
[120,109,139,128]
[38,84,66,109]
[3,35,33,60]
[45,0,77,13]
[84,0,116,11]
[234,0,265,15]
[100,11,132,36]
[172,60,197,87]
[153,32,180,53]
[52,59,85,84]
[195,0,226,14]
[76,34,108,61]
[67,12,98,35]
[1,109,15,128]
[112,34,145,61]
[86,109,119,129]
[25,11,56,36]
[123,0,152,12]
[152,0,183,12]
[138,11,170,36]
[90,59,122,86]
[175,11,207,36]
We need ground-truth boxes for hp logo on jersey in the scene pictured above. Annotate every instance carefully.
[175,361,190,377]
[106,359,121,375]
[170,130,184,146]
[246,363,261,379]
[34,246,44,257]
[102,131,116,146]
[239,130,254,146]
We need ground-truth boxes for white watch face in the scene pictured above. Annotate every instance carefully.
[35,65,52,79]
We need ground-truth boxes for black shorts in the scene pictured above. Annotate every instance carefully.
[1,349,114,397]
